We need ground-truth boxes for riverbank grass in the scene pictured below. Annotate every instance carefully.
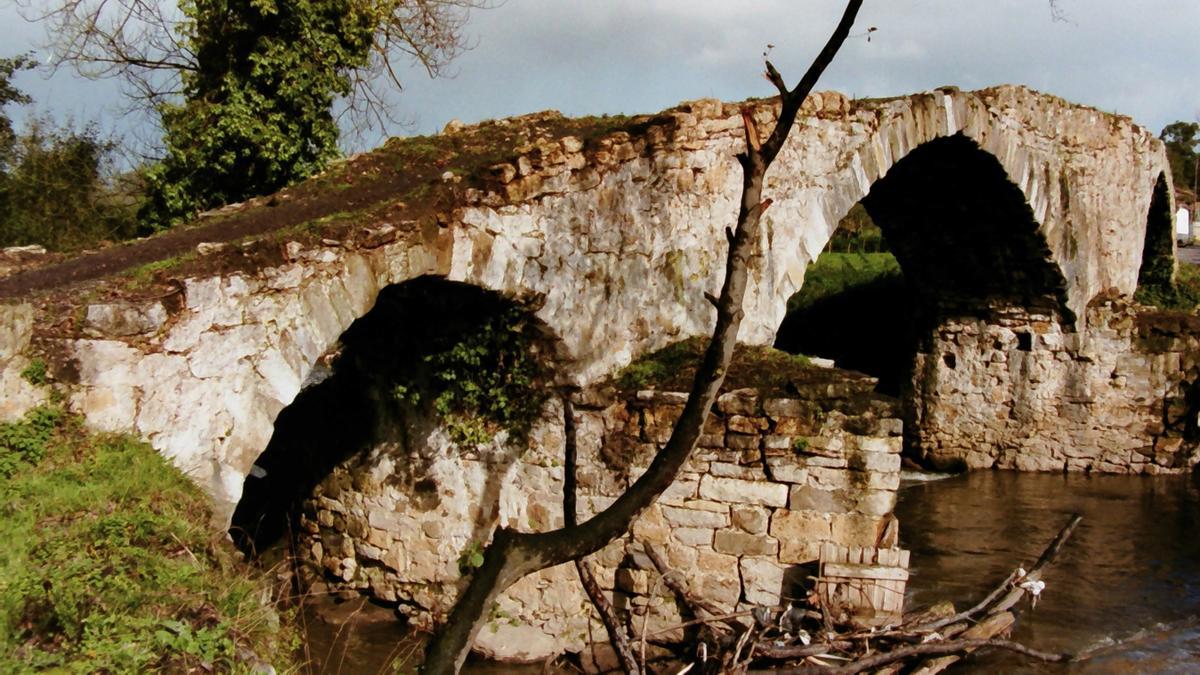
[0,405,298,673]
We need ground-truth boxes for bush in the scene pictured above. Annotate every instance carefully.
[0,119,140,252]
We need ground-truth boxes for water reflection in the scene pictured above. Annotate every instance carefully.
[895,471,1200,672]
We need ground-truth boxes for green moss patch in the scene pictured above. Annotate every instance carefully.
[0,407,297,673]
[615,337,817,395]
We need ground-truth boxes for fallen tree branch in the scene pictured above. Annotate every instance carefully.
[823,638,1073,674]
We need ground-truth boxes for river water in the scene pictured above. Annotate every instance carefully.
[895,471,1200,672]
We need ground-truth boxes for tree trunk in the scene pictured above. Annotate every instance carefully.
[422,3,865,671]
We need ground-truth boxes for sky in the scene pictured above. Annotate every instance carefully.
[1,0,1197,154]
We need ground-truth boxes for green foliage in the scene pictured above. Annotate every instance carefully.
[0,57,139,251]
[825,203,890,253]
[0,55,33,166]
[1137,175,1178,300]
[457,541,486,575]
[18,360,46,386]
[617,338,709,390]
[1161,121,1198,196]
[0,407,297,672]
[0,405,63,479]
[1136,262,1200,311]
[420,307,549,448]
[787,252,903,314]
[615,337,812,394]
[139,0,378,229]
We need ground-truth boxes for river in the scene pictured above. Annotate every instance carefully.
[895,470,1200,672]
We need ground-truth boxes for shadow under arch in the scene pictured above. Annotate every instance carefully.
[229,275,562,555]
[1137,173,1177,294]
[860,133,1071,325]
[776,133,1073,448]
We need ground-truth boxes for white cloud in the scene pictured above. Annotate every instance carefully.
[1,0,1196,150]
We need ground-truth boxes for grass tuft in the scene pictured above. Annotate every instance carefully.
[0,406,298,673]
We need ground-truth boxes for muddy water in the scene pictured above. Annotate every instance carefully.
[895,471,1200,672]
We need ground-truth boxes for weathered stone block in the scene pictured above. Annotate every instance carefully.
[698,475,788,507]
[725,433,761,450]
[728,415,768,434]
[740,557,785,606]
[713,530,779,557]
[662,504,730,529]
[789,485,851,513]
[731,505,769,534]
[764,457,807,484]
[717,389,759,415]
[672,527,716,547]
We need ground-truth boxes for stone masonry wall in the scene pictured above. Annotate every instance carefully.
[296,373,902,662]
[913,298,1200,473]
[0,86,1170,518]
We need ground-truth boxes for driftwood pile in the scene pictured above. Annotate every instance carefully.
[584,515,1083,674]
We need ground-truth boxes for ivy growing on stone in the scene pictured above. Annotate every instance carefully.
[391,305,550,449]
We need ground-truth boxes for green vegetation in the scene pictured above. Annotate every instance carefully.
[139,0,382,229]
[457,541,486,575]
[0,406,297,672]
[1161,121,1197,198]
[616,337,812,394]
[0,57,138,252]
[1136,262,1200,311]
[824,203,889,253]
[787,252,902,314]
[394,307,550,449]
[18,360,46,386]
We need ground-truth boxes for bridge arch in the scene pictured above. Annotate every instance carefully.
[230,275,563,552]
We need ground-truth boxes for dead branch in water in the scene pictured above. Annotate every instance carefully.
[610,514,1085,674]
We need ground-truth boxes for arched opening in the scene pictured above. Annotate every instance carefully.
[774,205,914,395]
[1135,173,1178,302]
[776,134,1071,466]
[229,276,560,556]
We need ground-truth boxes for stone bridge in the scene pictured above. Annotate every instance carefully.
[0,85,1181,524]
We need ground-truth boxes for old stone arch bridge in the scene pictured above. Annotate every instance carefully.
[0,85,1187,527]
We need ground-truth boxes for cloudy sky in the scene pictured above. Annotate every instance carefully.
[2,0,1197,152]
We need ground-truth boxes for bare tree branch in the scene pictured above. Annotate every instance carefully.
[420,2,864,672]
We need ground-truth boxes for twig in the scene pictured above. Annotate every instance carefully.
[906,569,1019,633]
[753,639,854,661]
[563,395,641,675]
[644,543,743,632]
[821,638,1072,674]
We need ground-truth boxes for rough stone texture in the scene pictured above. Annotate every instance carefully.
[913,299,1200,473]
[0,303,48,421]
[295,374,903,660]
[0,86,1172,521]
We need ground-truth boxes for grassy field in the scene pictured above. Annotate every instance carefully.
[786,252,902,313]
[0,404,298,673]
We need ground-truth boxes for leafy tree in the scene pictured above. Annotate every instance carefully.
[0,56,34,170]
[1161,121,1199,198]
[0,118,139,250]
[0,54,137,251]
[22,0,487,230]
